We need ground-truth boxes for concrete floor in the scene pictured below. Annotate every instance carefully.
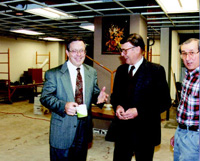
[0,100,177,161]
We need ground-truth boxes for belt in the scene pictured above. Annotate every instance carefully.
[179,123,199,132]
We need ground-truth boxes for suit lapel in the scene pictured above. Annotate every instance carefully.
[133,59,147,98]
[60,63,75,101]
[58,63,94,105]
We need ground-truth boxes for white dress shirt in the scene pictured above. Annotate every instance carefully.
[67,61,85,103]
[128,57,144,76]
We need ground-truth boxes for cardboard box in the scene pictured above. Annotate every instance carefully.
[34,96,43,115]
[34,96,50,115]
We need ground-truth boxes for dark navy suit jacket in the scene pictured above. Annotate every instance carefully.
[111,59,171,146]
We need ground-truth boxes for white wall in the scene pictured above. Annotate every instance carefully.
[151,39,160,64]
[0,36,65,82]
[47,42,59,68]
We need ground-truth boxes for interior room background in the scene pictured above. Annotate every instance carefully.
[0,15,196,104]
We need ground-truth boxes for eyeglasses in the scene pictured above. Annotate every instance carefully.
[69,49,85,54]
[120,46,135,54]
[180,51,199,58]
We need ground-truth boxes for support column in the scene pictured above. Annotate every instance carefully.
[160,28,171,120]
[130,14,147,44]
[160,28,171,82]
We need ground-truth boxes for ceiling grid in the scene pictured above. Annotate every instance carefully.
[0,0,199,40]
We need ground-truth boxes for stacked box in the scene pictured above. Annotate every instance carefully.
[34,96,43,115]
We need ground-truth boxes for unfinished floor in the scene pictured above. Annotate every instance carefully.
[0,100,177,161]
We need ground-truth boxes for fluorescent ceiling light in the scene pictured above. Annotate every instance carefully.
[79,23,94,31]
[39,37,64,41]
[10,29,44,35]
[26,6,76,20]
[156,0,199,13]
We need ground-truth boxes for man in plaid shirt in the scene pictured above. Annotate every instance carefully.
[174,38,199,161]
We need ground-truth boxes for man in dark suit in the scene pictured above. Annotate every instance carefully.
[111,33,171,161]
[40,37,108,161]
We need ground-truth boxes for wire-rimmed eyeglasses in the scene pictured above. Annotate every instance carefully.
[69,49,86,54]
[119,46,136,54]
[180,51,199,59]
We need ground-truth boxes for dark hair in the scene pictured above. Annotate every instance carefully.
[66,36,86,51]
[121,33,145,51]
[179,38,199,54]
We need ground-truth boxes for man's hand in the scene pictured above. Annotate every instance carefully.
[116,105,125,120]
[97,86,109,104]
[123,108,138,120]
[170,136,174,147]
[116,106,138,120]
[64,102,78,116]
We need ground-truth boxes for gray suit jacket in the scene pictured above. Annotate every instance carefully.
[40,62,100,149]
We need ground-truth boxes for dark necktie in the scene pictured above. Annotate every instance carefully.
[75,68,83,104]
[128,66,135,78]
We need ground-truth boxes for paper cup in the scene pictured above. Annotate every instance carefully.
[76,104,88,118]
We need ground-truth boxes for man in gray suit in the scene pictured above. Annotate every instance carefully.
[40,37,108,161]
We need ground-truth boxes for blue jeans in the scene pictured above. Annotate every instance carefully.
[174,127,199,161]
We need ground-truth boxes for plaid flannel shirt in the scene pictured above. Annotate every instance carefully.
[177,67,200,126]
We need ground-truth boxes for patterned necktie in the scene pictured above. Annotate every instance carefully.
[128,66,135,78]
[75,68,83,104]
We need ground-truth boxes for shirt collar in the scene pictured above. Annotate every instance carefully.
[185,66,200,77]
[129,56,144,71]
[67,60,83,71]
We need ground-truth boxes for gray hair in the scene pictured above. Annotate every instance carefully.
[179,38,199,53]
